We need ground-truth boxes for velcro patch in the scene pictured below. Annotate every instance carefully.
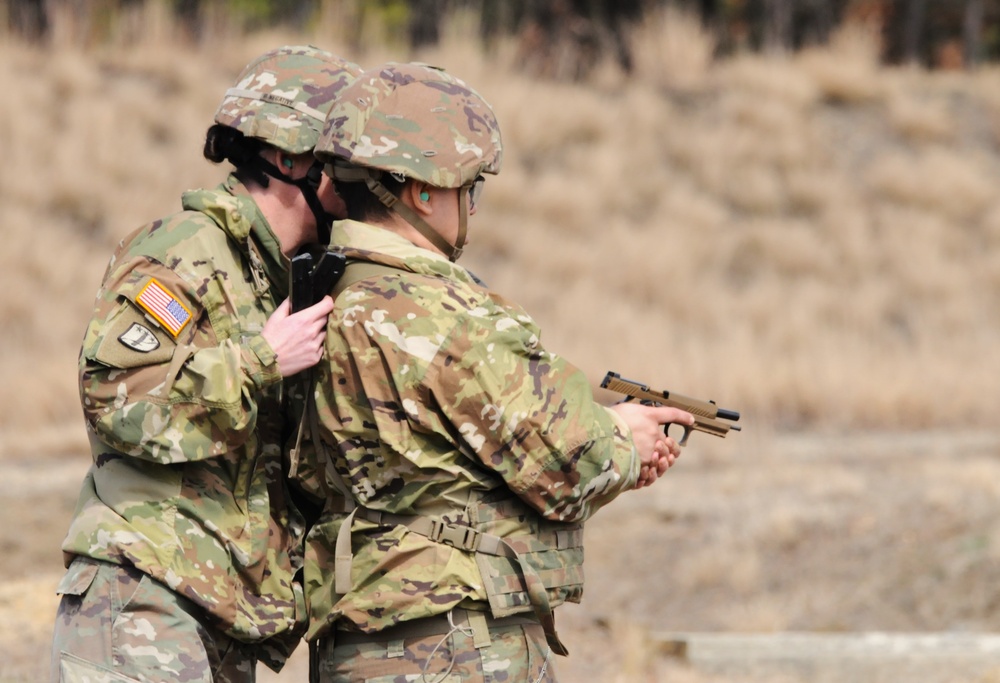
[118,322,161,353]
[94,302,174,369]
[136,278,192,338]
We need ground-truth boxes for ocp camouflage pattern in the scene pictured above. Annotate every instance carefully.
[215,46,362,155]
[314,620,555,683]
[315,62,503,188]
[62,175,306,667]
[297,220,640,639]
[52,557,259,682]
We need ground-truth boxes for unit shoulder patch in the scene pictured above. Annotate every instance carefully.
[118,322,161,353]
[93,301,175,369]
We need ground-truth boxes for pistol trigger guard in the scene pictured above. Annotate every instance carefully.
[662,422,690,447]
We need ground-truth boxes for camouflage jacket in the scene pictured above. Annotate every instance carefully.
[62,174,306,666]
[298,220,640,640]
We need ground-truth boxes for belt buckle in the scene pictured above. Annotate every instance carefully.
[430,520,481,551]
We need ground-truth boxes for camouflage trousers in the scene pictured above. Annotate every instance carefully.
[50,556,258,683]
[313,609,557,683]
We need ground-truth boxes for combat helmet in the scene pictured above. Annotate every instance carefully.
[315,62,503,261]
[209,45,362,244]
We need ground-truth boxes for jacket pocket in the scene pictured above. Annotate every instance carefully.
[56,557,100,597]
[58,651,142,683]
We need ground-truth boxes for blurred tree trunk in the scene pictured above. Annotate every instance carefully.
[762,0,792,52]
[8,0,50,41]
[479,0,526,53]
[408,0,444,49]
[903,0,929,62]
[794,0,843,48]
[287,0,318,30]
[590,0,641,73]
[172,0,202,43]
[963,0,984,66]
[697,0,718,26]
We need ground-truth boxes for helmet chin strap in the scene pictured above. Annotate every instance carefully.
[326,160,466,261]
[456,189,469,258]
[302,162,336,246]
[251,157,335,246]
[364,177,465,262]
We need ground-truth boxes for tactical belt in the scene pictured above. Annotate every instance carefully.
[332,608,539,645]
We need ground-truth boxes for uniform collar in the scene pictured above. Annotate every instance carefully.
[182,174,290,299]
[330,219,479,287]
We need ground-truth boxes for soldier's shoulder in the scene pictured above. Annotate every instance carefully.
[116,209,235,268]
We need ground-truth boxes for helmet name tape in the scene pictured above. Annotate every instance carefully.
[223,87,327,123]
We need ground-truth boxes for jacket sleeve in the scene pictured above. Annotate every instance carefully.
[79,254,281,464]
[427,301,640,523]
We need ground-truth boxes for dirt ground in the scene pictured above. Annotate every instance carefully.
[6,428,1000,682]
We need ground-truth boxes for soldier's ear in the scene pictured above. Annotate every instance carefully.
[408,182,434,216]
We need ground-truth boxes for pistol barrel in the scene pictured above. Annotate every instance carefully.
[717,407,740,422]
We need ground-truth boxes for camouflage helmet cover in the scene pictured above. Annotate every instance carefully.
[315,62,503,188]
[215,45,362,155]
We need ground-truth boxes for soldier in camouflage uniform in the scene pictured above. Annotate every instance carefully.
[50,46,362,683]
[293,62,694,682]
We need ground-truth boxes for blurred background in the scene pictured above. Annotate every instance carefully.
[3,1,1000,681]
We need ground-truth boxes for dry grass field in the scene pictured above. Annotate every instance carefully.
[3,5,1000,682]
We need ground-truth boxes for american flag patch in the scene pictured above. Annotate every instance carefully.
[136,278,192,337]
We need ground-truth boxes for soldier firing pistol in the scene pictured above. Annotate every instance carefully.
[601,371,741,446]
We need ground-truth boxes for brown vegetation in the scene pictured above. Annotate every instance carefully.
[2,7,1000,682]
